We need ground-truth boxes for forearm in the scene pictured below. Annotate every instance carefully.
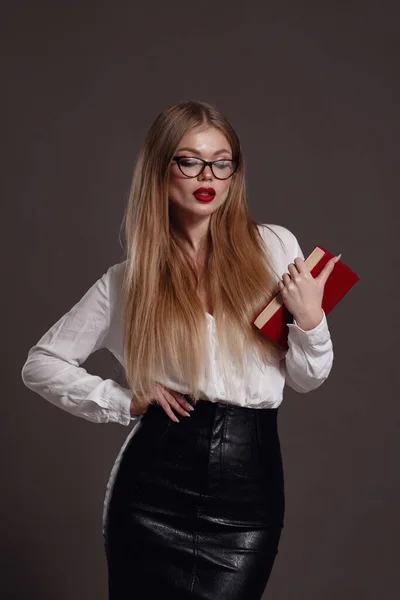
[283,310,334,393]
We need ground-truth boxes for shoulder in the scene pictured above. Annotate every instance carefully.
[106,259,127,282]
[256,223,304,277]
[98,260,127,328]
[256,223,298,255]
[104,259,127,298]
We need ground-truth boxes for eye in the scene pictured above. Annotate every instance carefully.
[179,157,202,167]
[214,160,232,170]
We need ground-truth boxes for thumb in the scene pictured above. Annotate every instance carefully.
[317,254,341,283]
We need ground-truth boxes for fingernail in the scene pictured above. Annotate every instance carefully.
[174,416,180,423]
[185,411,191,417]
[187,405,194,411]
[335,253,342,262]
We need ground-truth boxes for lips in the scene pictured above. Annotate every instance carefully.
[193,187,216,202]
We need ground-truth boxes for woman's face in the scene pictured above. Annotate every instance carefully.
[168,126,234,222]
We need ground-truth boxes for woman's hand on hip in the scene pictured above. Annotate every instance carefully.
[130,382,194,422]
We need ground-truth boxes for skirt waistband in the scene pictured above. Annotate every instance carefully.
[182,394,278,414]
[142,394,279,436]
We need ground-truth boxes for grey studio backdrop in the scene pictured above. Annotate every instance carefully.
[3,1,398,599]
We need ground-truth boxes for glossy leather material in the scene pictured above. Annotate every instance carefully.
[104,396,285,599]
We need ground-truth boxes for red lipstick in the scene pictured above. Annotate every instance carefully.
[193,187,216,202]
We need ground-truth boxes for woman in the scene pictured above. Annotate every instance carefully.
[21,100,338,599]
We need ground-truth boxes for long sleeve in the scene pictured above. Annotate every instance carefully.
[21,263,140,426]
[282,233,334,393]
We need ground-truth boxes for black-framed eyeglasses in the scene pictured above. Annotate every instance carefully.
[172,156,238,180]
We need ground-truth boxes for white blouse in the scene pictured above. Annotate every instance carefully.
[21,223,334,530]
[21,223,334,425]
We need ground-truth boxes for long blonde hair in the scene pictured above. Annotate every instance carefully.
[120,100,285,407]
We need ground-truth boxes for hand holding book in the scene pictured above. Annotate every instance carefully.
[277,253,341,331]
[253,246,360,350]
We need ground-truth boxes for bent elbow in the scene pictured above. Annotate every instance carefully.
[21,347,45,390]
[286,362,334,394]
[291,375,329,394]
[305,374,330,393]
[21,355,35,389]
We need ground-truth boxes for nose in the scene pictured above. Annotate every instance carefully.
[198,164,213,181]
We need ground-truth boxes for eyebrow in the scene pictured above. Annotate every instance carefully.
[175,147,232,156]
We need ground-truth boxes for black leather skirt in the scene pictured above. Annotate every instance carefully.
[103,396,285,599]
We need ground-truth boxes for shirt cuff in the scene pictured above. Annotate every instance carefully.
[287,310,330,346]
[104,381,140,426]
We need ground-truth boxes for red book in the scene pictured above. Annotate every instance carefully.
[252,245,360,350]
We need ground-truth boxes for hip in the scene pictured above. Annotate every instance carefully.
[107,397,285,528]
